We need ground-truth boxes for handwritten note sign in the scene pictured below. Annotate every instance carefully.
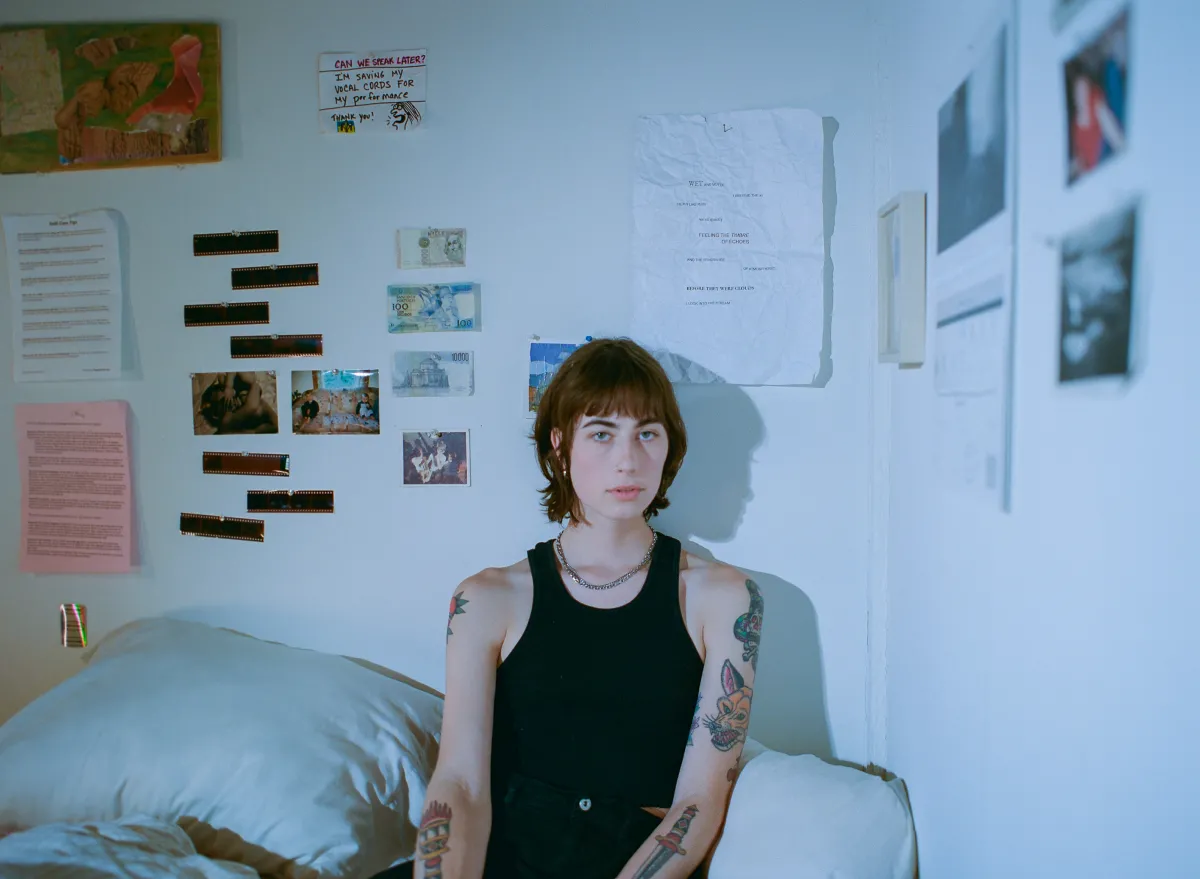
[318,49,427,134]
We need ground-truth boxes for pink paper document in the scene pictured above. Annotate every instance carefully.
[14,401,134,574]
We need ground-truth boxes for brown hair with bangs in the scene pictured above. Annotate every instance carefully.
[532,337,687,524]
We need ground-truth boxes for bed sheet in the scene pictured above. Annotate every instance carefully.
[0,814,260,878]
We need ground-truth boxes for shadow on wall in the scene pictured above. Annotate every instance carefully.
[656,380,832,761]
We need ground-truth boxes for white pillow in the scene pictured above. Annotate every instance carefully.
[709,750,917,879]
[0,617,444,879]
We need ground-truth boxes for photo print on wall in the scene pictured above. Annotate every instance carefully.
[403,430,469,486]
[1064,7,1129,186]
[529,341,583,416]
[937,23,1008,253]
[292,369,380,435]
[191,371,279,435]
[1059,202,1138,383]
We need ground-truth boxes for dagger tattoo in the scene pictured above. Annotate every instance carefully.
[632,804,699,878]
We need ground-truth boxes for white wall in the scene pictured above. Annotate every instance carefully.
[0,0,881,765]
[875,0,1199,874]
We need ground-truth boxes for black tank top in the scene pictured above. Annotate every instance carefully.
[490,533,703,807]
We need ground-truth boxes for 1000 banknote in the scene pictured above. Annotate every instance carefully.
[397,227,467,269]
[387,283,479,333]
[392,350,474,397]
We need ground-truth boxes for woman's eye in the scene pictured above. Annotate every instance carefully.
[639,430,659,441]
[591,431,610,441]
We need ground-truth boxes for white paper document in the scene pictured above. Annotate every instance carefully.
[631,107,825,386]
[3,210,123,382]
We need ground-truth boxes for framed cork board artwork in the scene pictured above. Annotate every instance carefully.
[0,22,220,174]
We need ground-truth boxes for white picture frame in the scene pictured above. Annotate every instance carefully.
[877,191,928,366]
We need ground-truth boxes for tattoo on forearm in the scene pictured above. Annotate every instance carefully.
[733,579,763,670]
[687,693,701,746]
[446,592,468,639]
[632,804,700,878]
[417,801,452,878]
[703,659,752,752]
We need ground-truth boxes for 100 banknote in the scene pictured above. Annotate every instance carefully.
[387,283,480,334]
[392,350,474,397]
[396,227,467,269]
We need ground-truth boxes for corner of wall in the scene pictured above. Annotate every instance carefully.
[865,0,894,771]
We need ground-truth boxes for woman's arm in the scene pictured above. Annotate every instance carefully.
[615,566,763,879]
[415,572,508,879]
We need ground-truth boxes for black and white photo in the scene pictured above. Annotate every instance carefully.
[1059,204,1138,382]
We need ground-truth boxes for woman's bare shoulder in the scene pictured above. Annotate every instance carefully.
[680,550,747,591]
[459,556,531,590]
[454,557,533,610]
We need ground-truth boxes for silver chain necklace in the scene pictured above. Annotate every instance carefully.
[554,529,658,591]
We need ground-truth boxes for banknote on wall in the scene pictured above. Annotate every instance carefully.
[396,227,466,269]
[392,350,474,396]
[387,283,480,333]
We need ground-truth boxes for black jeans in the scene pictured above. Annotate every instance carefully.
[483,772,704,879]
[370,773,705,879]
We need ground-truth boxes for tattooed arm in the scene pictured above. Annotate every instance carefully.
[415,572,509,879]
[614,565,763,879]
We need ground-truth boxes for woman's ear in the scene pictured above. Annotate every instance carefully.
[550,427,562,454]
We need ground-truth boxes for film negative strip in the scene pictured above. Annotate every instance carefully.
[180,512,265,542]
[203,451,291,477]
[194,230,280,257]
[230,333,323,358]
[184,300,270,327]
[247,489,334,513]
[231,262,319,290]
[59,603,87,648]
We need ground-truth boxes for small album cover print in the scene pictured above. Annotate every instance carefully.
[192,371,280,435]
[529,341,582,415]
[292,369,380,434]
[1059,203,1137,383]
[403,430,470,485]
[1064,8,1129,185]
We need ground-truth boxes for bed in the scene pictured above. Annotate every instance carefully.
[0,617,916,878]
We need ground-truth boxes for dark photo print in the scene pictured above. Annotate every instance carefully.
[1059,203,1137,383]
[937,25,1008,253]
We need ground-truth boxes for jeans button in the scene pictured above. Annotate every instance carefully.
[578,797,592,811]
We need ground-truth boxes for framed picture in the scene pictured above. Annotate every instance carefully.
[0,22,221,174]
[877,191,927,366]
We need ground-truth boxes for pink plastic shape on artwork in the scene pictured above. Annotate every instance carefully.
[127,34,204,128]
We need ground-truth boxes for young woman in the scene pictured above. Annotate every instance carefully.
[394,338,763,879]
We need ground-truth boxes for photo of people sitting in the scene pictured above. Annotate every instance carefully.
[290,369,381,435]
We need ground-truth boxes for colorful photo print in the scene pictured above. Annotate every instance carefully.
[1064,8,1129,185]
[191,370,279,435]
[291,369,380,435]
[937,24,1008,253]
[528,341,582,415]
[1059,203,1137,383]
[403,430,469,485]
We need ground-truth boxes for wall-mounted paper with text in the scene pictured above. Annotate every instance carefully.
[318,49,426,134]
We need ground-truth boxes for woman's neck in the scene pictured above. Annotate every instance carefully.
[559,516,654,569]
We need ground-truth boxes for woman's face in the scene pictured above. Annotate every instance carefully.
[562,412,668,523]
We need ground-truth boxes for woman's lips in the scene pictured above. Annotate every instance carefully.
[607,486,643,501]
